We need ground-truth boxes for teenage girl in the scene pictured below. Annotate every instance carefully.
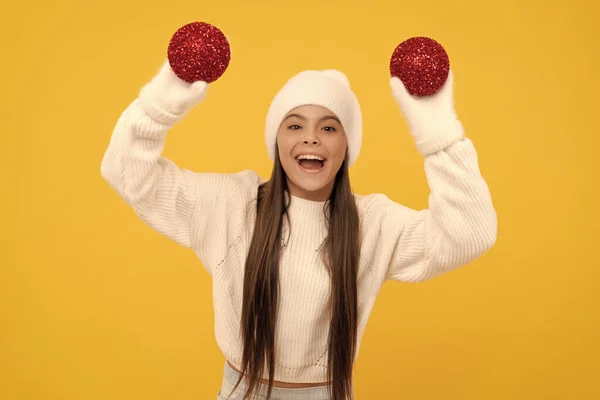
[101,59,497,400]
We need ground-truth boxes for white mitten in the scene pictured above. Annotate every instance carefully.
[390,69,464,156]
[138,61,208,123]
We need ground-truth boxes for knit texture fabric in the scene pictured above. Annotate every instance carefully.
[101,64,497,383]
[264,69,363,166]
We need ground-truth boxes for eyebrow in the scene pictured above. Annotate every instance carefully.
[283,113,341,124]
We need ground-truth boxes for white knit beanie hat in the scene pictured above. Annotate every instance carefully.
[265,69,362,166]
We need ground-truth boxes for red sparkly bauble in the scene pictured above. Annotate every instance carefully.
[167,21,231,83]
[390,37,450,97]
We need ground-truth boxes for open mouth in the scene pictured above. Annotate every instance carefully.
[296,154,326,174]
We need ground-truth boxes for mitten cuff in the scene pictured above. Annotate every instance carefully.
[138,62,208,125]
[138,86,182,125]
[415,119,465,156]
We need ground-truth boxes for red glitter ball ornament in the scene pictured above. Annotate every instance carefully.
[390,37,450,97]
[167,21,231,83]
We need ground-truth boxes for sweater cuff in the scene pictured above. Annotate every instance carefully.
[415,119,465,156]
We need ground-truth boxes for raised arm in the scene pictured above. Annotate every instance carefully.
[363,70,497,282]
[101,62,260,271]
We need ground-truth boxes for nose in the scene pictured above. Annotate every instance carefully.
[301,129,320,145]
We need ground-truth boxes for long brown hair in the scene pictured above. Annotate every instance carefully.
[230,149,360,400]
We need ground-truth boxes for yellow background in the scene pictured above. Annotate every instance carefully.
[2,0,599,398]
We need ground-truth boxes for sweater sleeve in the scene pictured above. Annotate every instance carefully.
[361,137,497,283]
[100,63,260,273]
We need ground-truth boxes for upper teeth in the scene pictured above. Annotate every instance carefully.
[297,155,324,161]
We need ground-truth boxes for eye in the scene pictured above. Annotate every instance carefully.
[288,124,302,130]
[323,126,337,132]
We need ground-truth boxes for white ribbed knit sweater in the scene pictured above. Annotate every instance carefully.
[100,69,497,383]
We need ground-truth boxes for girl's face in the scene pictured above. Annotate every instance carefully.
[276,105,348,202]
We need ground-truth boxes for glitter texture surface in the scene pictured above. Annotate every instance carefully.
[390,37,449,97]
[167,22,230,83]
